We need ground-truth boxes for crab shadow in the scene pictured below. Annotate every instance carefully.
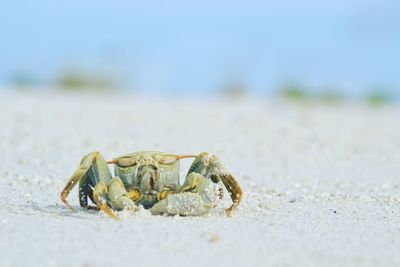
[41,204,101,220]
[7,199,235,220]
[10,202,101,221]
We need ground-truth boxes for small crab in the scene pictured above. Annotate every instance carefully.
[60,151,243,220]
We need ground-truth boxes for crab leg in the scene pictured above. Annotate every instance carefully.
[60,151,112,211]
[93,181,120,220]
[216,172,243,216]
[186,152,243,215]
[107,177,140,211]
[92,177,142,220]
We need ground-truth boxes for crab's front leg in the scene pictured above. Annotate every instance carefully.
[188,152,243,215]
[93,177,141,220]
[60,151,113,211]
[93,181,119,220]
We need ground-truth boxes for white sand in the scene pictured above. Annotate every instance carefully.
[0,92,399,267]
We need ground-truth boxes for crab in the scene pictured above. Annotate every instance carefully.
[60,151,243,220]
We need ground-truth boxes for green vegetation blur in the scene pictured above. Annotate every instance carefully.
[6,69,397,105]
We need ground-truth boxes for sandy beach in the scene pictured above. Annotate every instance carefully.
[0,92,399,267]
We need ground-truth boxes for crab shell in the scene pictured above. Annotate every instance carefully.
[112,151,185,208]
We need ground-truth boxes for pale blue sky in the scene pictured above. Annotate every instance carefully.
[1,0,399,95]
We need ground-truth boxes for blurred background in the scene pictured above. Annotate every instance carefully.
[0,0,399,102]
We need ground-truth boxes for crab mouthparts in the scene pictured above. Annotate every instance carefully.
[138,165,158,190]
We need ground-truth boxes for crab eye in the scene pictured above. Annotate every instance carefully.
[116,157,136,167]
[156,154,178,165]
